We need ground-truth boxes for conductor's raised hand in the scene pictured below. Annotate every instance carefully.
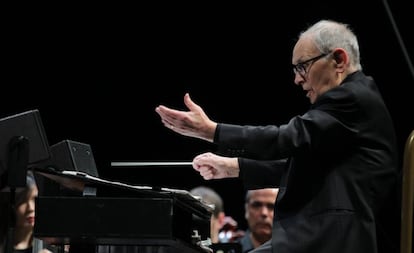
[155,93,217,142]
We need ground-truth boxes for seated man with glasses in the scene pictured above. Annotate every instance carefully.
[237,188,279,253]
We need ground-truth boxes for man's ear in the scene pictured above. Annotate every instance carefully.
[333,51,341,63]
[333,49,345,63]
[332,48,348,71]
[245,203,249,220]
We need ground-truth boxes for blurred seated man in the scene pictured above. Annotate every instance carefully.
[190,186,226,244]
[237,188,279,253]
[190,186,244,253]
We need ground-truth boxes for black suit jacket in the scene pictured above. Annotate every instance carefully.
[214,71,399,253]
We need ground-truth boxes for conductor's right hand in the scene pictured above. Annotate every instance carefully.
[192,152,240,180]
[155,93,217,142]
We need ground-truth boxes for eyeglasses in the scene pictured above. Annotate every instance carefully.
[249,201,275,211]
[292,53,328,76]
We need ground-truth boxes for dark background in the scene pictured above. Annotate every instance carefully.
[2,1,413,230]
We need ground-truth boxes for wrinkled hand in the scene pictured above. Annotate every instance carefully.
[155,93,217,142]
[192,152,240,180]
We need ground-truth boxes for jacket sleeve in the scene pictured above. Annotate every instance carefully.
[238,158,287,189]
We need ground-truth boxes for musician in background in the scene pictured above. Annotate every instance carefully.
[190,186,245,253]
[190,186,227,244]
[237,188,278,253]
[0,171,55,253]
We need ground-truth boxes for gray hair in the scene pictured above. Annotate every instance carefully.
[299,19,362,71]
[190,186,223,217]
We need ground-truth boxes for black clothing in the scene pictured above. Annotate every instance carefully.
[216,71,399,253]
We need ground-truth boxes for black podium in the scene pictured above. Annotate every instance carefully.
[33,169,213,253]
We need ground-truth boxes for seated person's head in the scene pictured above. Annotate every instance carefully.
[190,186,225,243]
[15,171,38,234]
[0,171,39,251]
[244,188,278,245]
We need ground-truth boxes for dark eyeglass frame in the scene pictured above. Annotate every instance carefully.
[292,53,329,76]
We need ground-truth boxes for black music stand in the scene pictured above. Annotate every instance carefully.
[0,110,51,253]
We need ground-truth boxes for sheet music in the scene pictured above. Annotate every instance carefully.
[61,170,154,190]
[62,171,210,207]
[35,168,214,216]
